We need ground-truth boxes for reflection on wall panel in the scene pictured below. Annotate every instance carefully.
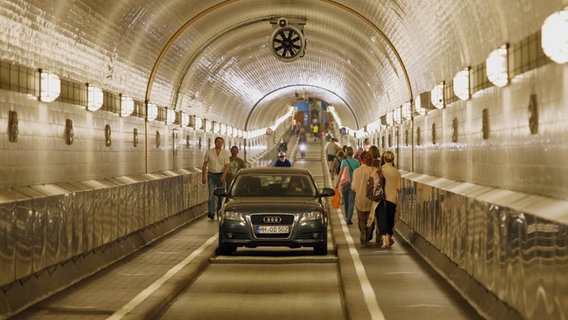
[0,169,207,291]
[399,172,568,320]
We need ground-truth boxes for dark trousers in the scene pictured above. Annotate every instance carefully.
[377,200,396,236]
[207,172,225,218]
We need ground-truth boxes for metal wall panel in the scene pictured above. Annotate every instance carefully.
[14,199,33,281]
[0,200,15,286]
[399,173,568,319]
[0,189,31,285]
[0,169,207,289]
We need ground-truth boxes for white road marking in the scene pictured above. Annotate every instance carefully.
[106,234,218,320]
[338,208,385,320]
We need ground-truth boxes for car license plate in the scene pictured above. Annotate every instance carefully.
[255,225,289,234]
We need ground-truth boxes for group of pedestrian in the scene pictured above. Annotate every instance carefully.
[202,135,401,249]
[201,136,247,221]
[334,141,401,248]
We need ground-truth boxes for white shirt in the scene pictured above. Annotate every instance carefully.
[204,148,230,173]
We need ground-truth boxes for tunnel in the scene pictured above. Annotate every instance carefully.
[0,1,567,319]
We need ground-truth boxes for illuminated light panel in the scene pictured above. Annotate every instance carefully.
[486,45,509,87]
[120,95,134,117]
[541,7,568,64]
[165,109,175,124]
[414,97,425,115]
[181,112,189,127]
[205,120,212,132]
[431,82,444,109]
[327,105,342,128]
[194,116,202,130]
[393,107,402,123]
[40,70,60,102]
[87,85,103,111]
[367,119,380,133]
[386,110,394,125]
[402,102,412,120]
[147,103,158,121]
[220,124,227,135]
[453,68,470,101]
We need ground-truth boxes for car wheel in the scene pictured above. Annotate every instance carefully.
[314,235,328,255]
[314,244,327,255]
[217,244,236,255]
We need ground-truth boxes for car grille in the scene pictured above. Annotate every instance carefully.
[250,214,295,225]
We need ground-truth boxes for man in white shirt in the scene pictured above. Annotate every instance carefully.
[202,136,230,220]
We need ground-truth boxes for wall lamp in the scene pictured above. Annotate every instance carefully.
[86,84,103,111]
[39,69,60,102]
[453,67,470,101]
[165,109,176,124]
[181,112,190,127]
[486,44,509,87]
[147,102,158,121]
[430,82,445,109]
[402,102,412,120]
[393,106,402,123]
[194,116,202,130]
[541,6,568,64]
[414,93,429,115]
[212,121,219,133]
[120,95,134,117]
[386,110,394,126]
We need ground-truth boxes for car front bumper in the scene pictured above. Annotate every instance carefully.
[219,219,327,248]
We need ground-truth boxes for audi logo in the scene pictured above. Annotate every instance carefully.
[263,216,282,223]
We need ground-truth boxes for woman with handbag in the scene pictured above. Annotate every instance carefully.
[350,151,375,246]
[335,146,360,224]
[378,150,402,248]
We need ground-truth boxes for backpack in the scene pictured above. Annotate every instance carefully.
[366,168,385,202]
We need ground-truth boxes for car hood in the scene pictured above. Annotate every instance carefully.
[224,197,323,212]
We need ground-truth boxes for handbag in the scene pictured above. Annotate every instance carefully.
[331,188,340,209]
[339,167,350,188]
[339,159,353,188]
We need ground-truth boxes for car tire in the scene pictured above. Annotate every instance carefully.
[314,244,327,255]
[217,244,236,255]
[217,245,237,256]
[314,234,328,255]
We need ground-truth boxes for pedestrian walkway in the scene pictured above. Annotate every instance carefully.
[289,138,482,320]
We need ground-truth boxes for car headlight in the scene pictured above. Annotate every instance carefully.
[301,211,322,221]
[222,211,244,221]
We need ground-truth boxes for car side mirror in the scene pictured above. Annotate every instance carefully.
[319,187,335,197]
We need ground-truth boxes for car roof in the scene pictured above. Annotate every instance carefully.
[235,167,312,176]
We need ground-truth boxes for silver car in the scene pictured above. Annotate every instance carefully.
[214,168,335,255]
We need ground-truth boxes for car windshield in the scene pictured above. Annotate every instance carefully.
[231,174,317,197]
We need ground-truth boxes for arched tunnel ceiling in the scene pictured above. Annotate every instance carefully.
[1,0,562,131]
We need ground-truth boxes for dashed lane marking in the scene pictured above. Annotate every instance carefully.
[337,207,386,320]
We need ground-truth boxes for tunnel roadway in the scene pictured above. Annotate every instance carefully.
[13,139,482,320]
